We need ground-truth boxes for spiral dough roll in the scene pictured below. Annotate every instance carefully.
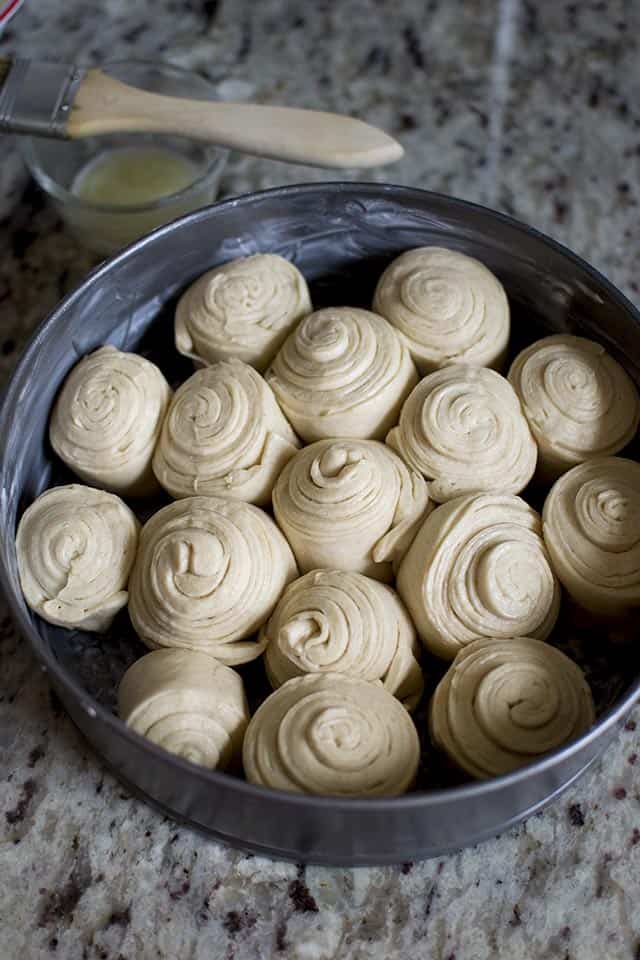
[118,649,248,771]
[387,364,537,501]
[152,359,299,505]
[373,247,510,374]
[273,439,430,582]
[262,570,423,710]
[49,345,171,496]
[542,457,640,614]
[430,636,595,778]
[266,307,417,442]
[16,484,139,632]
[128,496,297,664]
[508,334,640,481]
[396,493,560,660]
[175,254,312,371]
[243,673,420,795]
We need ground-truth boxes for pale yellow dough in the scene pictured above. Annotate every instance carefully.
[266,306,417,442]
[16,484,139,632]
[272,438,430,582]
[243,673,420,795]
[396,493,560,660]
[49,345,171,496]
[430,636,595,779]
[387,364,537,501]
[128,496,297,664]
[175,253,311,371]
[262,569,423,710]
[118,648,248,771]
[508,334,640,481]
[373,246,510,374]
[152,359,299,505]
[543,456,640,614]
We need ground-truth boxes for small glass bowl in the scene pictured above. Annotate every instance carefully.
[21,60,227,257]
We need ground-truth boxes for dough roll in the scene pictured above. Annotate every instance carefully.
[119,648,248,771]
[373,246,510,374]
[430,636,595,778]
[243,673,420,796]
[396,493,560,659]
[16,484,139,632]
[152,359,299,504]
[49,345,171,496]
[128,496,297,664]
[272,439,430,582]
[262,569,423,710]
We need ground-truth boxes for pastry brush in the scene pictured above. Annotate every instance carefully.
[0,56,403,168]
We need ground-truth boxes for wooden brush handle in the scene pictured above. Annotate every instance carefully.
[68,70,403,169]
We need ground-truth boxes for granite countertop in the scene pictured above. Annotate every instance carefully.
[2,1,640,957]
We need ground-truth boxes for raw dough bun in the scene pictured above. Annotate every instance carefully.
[175,254,311,371]
[49,345,171,496]
[387,364,537,501]
[396,493,560,660]
[543,456,640,614]
[16,484,139,632]
[118,648,248,771]
[373,247,510,374]
[272,439,430,582]
[152,359,299,505]
[430,636,595,779]
[508,334,640,481]
[243,673,420,795]
[262,569,423,711]
[266,307,417,442]
[128,496,297,664]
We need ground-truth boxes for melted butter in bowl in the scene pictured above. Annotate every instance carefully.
[72,146,201,207]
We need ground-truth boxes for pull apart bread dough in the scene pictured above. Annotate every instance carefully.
[242,673,420,796]
[508,334,640,482]
[543,456,640,615]
[262,569,423,711]
[430,636,595,778]
[175,253,311,371]
[266,306,417,442]
[128,496,297,664]
[119,648,248,771]
[272,439,430,582]
[396,493,560,660]
[387,364,537,501]
[49,345,171,496]
[16,484,139,631]
[373,247,510,374]
[152,359,299,505]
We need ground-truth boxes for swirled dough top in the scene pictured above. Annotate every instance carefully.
[542,456,640,614]
[49,345,171,496]
[266,307,418,442]
[272,439,430,582]
[119,648,248,771]
[16,484,139,632]
[242,673,420,795]
[387,364,537,501]
[262,569,423,710]
[396,493,560,660]
[175,254,312,371]
[430,636,595,779]
[373,247,510,373]
[152,359,299,505]
[128,496,297,664]
[508,334,640,480]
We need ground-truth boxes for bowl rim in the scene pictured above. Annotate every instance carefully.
[20,58,228,215]
[2,179,639,812]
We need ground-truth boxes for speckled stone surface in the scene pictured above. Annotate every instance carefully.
[2,1,640,957]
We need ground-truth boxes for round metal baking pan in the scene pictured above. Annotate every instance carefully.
[2,182,639,866]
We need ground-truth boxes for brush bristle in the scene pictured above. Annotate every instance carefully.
[0,57,13,89]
